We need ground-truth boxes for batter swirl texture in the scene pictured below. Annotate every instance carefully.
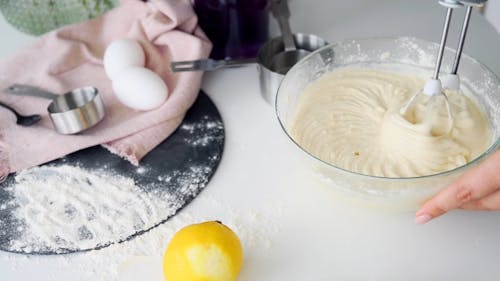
[290,68,490,178]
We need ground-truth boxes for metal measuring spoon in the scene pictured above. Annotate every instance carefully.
[0,101,41,126]
[269,0,310,74]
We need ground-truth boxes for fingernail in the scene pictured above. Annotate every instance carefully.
[415,214,432,224]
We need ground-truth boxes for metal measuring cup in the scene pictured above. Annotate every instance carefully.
[269,0,309,74]
[170,33,327,105]
[6,84,105,134]
[257,33,328,105]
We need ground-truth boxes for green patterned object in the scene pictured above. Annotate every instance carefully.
[0,0,118,35]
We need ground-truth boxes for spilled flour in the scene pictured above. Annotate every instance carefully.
[181,116,225,147]
[1,164,210,254]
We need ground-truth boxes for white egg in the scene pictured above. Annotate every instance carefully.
[104,39,145,80]
[112,67,169,111]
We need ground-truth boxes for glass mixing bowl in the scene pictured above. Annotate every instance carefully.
[276,37,500,210]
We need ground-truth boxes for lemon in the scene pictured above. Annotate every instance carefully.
[163,221,243,281]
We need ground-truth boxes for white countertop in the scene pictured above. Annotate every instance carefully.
[1,1,500,280]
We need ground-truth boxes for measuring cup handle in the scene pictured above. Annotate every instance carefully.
[219,58,258,69]
[270,0,291,18]
[5,84,58,100]
[270,0,295,52]
[276,17,295,51]
[171,58,257,72]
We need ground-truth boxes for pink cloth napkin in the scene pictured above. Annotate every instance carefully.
[0,0,212,180]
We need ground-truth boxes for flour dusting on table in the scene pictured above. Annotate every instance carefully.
[0,163,212,254]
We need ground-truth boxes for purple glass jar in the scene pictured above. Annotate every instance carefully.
[194,0,269,60]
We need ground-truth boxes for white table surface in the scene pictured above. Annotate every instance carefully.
[1,0,500,280]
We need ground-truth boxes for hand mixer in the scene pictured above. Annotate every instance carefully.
[399,0,487,135]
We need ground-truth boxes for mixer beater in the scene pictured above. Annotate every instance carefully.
[399,0,488,135]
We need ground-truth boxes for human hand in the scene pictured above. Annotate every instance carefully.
[415,149,500,224]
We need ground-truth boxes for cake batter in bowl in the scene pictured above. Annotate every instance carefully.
[276,37,500,210]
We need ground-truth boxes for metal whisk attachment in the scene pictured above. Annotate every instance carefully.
[443,0,487,90]
[400,0,487,135]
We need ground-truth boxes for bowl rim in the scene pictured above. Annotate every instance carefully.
[275,36,500,181]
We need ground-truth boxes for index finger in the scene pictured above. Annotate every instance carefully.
[415,150,500,224]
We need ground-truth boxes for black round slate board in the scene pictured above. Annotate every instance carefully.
[0,91,224,255]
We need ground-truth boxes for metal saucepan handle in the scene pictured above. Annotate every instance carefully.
[5,84,59,100]
[171,58,257,72]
